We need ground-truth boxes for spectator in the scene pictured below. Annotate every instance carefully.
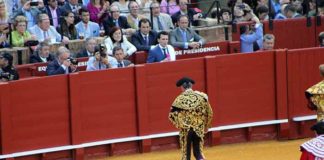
[319,32,324,47]
[0,52,19,81]
[111,0,141,16]
[57,11,77,40]
[86,44,118,71]
[87,0,110,25]
[306,0,316,17]
[131,18,158,51]
[240,12,263,53]
[150,2,174,32]
[284,4,303,18]
[60,0,82,23]
[262,34,275,50]
[29,41,55,63]
[171,0,201,26]
[76,37,97,58]
[45,0,63,28]
[28,13,69,43]
[274,3,287,19]
[319,0,324,16]
[46,46,77,75]
[300,121,324,159]
[15,0,43,28]
[127,1,145,30]
[0,0,10,48]
[113,46,134,67]
[75,7,100,39]
[102,5,134,36]
[217,8,232,25]
[169,15,205,49]
[104,27,137,56]
[0,0,8,23]
[160,0,180,15]
[147,31,176,63]
[12,15,36,47]
[256,5,269,21]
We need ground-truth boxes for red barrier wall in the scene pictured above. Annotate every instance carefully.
[287,47,324,138]
[69,68,138,144]
[0,76,71,154]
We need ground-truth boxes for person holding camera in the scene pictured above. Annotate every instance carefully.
[86,44,118,71]
[0,52,19,81]
[46,46,78,76]
[15,0,46,28]
[240,9,263,53]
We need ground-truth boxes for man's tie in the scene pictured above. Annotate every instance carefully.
[162,48,168,59]
[118,62,123,68]
[157,16,163,31]
[43,31,48,39]
[181,30,187,42]
[115,20,119,27]
[144,35,149,45]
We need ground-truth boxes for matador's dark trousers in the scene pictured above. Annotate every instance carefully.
[180,128,204,160]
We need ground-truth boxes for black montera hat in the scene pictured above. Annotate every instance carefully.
[311,121,324,134]
[176,77,195,87]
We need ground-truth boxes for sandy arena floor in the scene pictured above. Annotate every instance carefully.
[99,138,309,160]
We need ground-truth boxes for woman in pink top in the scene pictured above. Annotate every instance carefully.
[160,0,179,15]
[87,0,110,25]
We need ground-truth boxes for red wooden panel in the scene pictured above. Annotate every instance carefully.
[144,58,206,134]
[213,51,277,125]
[1,76,71,153]
[69,68,137,143]
[287,47,324,118]
[264,18,316,49]
[16,64,34,78]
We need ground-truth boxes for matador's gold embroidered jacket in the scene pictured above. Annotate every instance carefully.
[306,80,324,121]
[169,89,213,138]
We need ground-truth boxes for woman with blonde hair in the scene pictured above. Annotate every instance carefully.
[12,15,35,47]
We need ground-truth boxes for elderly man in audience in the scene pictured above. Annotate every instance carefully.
[76,37,97,58]
[15,0,45,28]
[171,0,201,26]
[103,5,134,36]
[147,31,176,63]
[75,7,100,39]
[261,34,275,50]
[113,46,134,68]
[46,46,77,75]
[150,2,174,32]
[170,15,205,50]
[127,1,145,30]
[30,41,55,63]
[240,11,263,53]
[28,13,69,43]
[104,27,137,57]
[131,18,157,51]
[46,0,63,28]
[86,44,118,71]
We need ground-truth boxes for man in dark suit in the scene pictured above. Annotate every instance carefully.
[102,5,135,36]
[60,0,82,23]
[113,46,133,68]
[46,0,63,28]
[170,15,206,49]
[76,38,97,58]
[147,31,176,63]
[171,0,202,26]
[46,46,78,75]
[131,18,158,51]
[30,42,55,63]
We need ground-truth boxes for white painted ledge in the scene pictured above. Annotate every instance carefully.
[292,115,317,121]
[0,119,288,159]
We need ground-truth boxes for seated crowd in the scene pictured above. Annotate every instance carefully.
[0,0,323,81]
